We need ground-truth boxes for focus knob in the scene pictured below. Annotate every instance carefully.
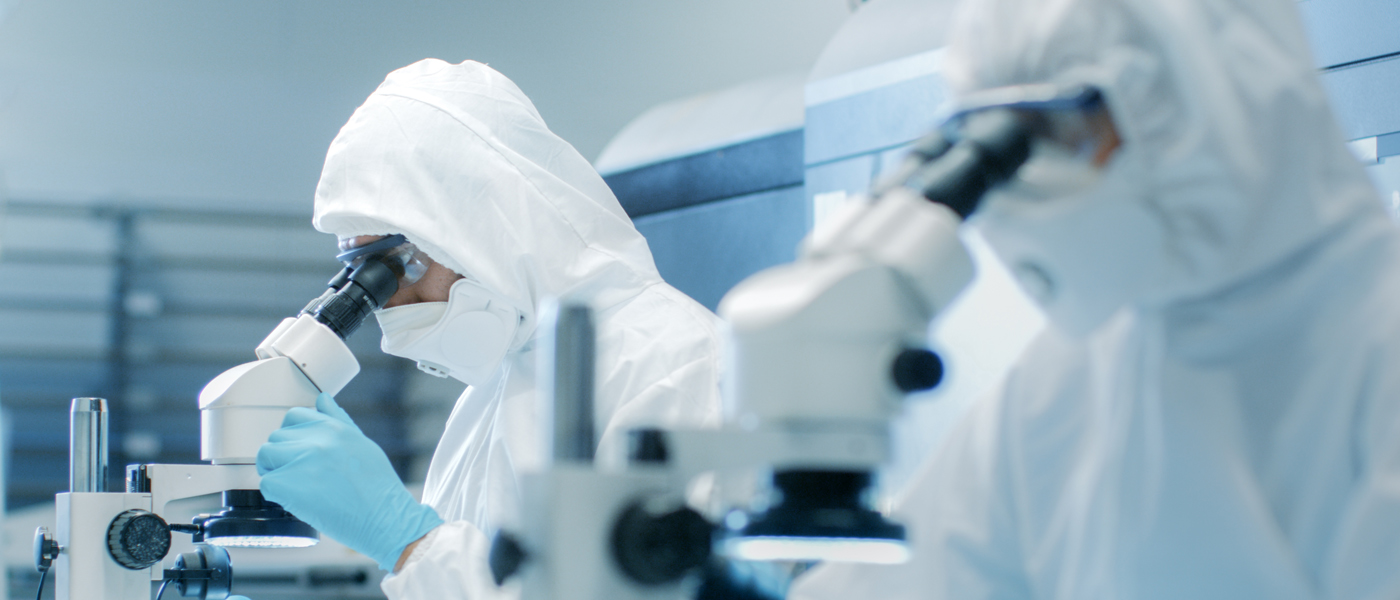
[611,497,712,585]
[34,527,59,572]
[891,348,944,393]
[108,509,172,570]
[488,531,528,586]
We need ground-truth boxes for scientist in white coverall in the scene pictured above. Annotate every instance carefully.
[792,0,1400,598]
[250,59,723,598]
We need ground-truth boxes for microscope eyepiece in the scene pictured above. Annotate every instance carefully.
[302,255,401,340]
[914,108,1034,218]
[301,234,433,340]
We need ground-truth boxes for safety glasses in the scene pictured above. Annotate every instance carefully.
[945,84,1120,198]
[335,234,430,288]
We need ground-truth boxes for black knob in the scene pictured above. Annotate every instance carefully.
[34,527,59,573]
[166,545,232,599]
[489,531,528,586]
[108,509,172,570]
[627,428,669,465]
[611,498,712,586]
[891,348,944,393]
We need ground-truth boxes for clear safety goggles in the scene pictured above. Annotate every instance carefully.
[944,84,1119,198]
[335,234,430,288]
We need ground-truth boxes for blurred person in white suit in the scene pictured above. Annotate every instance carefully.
[791,0,1400,597]
[250,58,723,599]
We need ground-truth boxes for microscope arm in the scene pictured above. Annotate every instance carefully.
[198,313,360,465]
[716,186,975,457]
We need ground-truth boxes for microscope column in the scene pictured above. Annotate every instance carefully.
[56,398,153,600]
[70,397,109,493]
[517,304,687,600]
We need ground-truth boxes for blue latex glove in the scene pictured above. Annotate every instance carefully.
[257,393,443,571]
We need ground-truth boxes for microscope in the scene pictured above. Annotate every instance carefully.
[488,87,1094,599]
[34,236,410,599]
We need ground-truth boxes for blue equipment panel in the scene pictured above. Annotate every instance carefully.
[605,131,808,311]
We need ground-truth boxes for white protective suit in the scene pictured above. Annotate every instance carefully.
[792,0,1400,598]
[312,59,723,598]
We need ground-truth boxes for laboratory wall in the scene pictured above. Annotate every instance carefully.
[1302,0,1400,213]
[608,131,808,311]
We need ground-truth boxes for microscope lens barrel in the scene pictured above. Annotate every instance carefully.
[69,397,109,492]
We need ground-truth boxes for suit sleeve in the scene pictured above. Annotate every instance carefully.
[380,521,520,600]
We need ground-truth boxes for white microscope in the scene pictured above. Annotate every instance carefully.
[33,236,412,600]
[490,87,1105,599]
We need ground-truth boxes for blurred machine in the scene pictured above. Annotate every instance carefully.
[32,240,409,600]
[597,72,809,313]
[490,95,1043,599]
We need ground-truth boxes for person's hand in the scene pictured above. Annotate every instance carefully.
[257,393,443,571]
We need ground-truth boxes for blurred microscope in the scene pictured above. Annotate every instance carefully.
[32,236,412,600]
[491,87,1101,599]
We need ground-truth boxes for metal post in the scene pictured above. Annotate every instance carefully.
[540,301,595,464]
[70,397,109,492]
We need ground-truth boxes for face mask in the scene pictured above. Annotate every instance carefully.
[375,278,523,385]
[973,148,1167,337]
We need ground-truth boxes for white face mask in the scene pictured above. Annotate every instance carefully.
[973,148,1167,337]
[375,278,523,385]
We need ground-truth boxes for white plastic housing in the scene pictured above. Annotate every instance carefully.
[200,314,360,464]
[721,258,924,425]
[518,466,680,600]
[807,187,974,314]
[55,465,261,592]
[255,317,298,358]
[718,189,973,427]
[56,492,153,600]
[665,425,891,474]
[255,314,359,394]
[199,358,321,464]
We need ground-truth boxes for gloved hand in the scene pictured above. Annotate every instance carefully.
[257,393,443,571]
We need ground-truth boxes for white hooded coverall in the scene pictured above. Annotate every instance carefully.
[792,0,1400,598]
[312,59,723,598]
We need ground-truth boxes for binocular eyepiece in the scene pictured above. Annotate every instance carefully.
[301,249,401,340]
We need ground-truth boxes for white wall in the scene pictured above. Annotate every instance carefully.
[0,0,850,212]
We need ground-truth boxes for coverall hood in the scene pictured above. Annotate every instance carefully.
[312,58,664,346]
[950,0,1383,322]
